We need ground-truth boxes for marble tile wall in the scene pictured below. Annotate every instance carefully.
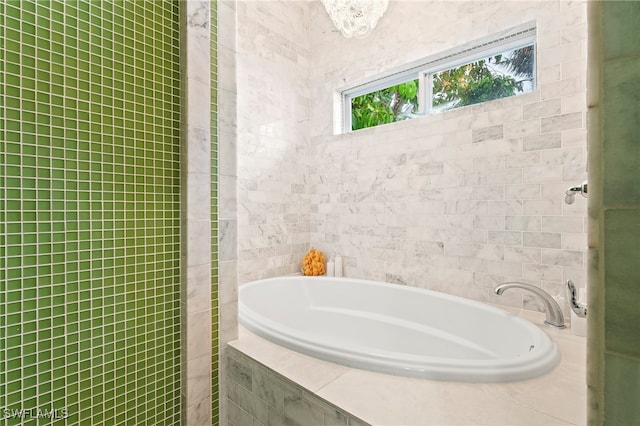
[218,1,239,425]
[227,346,371,426]
[232,0,588,308]
[181,1,213,424]
[307,0,589,312]
[235,0,312,284]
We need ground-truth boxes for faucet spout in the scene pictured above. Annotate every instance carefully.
[494,282,566,329]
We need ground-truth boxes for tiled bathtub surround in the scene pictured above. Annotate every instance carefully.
[229,319,587,426]
[227,345,370,426]
[230,1,590,423]
[307,0,588,311]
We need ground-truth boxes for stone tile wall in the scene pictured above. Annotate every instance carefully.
[307,0,588,312]
[235,1,312,284]
[233,0,588,311]
[218,1,239,424]
[181,1,214,422]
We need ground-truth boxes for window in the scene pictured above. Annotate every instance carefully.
[341,23,536,133]
[431,44,534,113]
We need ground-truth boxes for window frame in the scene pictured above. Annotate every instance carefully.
[339,22,537,134]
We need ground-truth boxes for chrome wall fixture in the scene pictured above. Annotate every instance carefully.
[566,280,587,318]
[564,180,588,204]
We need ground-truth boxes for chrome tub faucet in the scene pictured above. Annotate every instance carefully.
[494,282,566,329]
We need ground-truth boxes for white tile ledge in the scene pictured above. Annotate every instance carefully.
[229,305,586,426]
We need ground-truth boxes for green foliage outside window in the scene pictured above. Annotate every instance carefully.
[349,45,534,131]
[351,80,419,131]
[433,45,534,111]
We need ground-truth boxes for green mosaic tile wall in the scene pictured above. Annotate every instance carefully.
[1,1,182,424]
[210,2,220,424]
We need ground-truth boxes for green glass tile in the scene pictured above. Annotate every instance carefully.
[602,57,640,206]
[2,0,188,422]
[604,353,640,425]
[603,2,640,62]
[604,209,640,357]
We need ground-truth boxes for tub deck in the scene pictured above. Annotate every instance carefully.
[227,305,586,426]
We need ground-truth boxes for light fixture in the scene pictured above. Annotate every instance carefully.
[321,0,389,39]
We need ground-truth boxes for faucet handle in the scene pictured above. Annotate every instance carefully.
[566,280,587,318]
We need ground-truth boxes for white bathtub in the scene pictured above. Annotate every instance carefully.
[238,276,560,382]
